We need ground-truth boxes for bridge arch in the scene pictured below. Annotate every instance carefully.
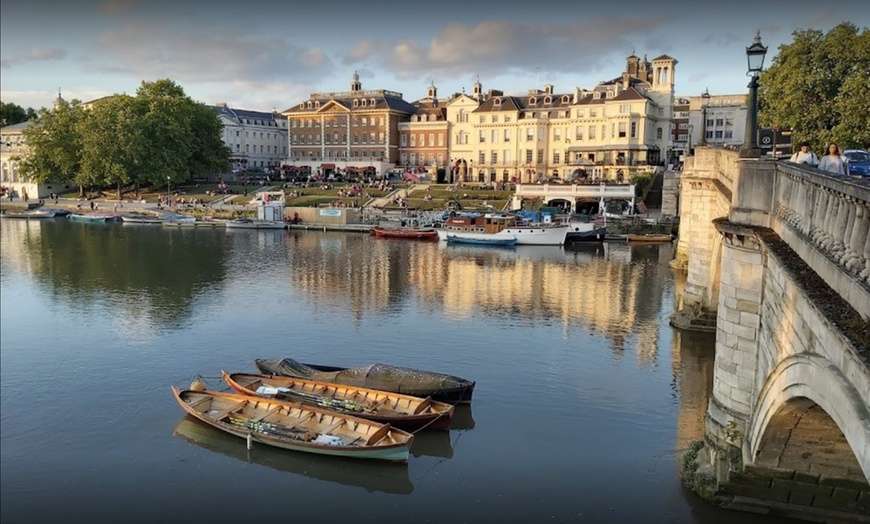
[748,353,870,480]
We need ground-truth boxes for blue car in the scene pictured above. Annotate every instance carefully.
[844,149,869,177]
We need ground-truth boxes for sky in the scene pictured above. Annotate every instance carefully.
[1,0,868,113]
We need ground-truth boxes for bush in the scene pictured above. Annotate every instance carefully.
[630,172,653,197]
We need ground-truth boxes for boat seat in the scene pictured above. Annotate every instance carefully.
[319,419,345,436]
[413,397,432,414]
[365,423,393,446]
[276,412,314,431]
[210,400,248,421]
[186,396,212,411]
[251,405,282,423]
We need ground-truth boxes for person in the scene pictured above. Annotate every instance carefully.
[818,142,849,175]
[789,142,819,166]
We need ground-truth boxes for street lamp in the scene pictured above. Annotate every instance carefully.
[698,88,711,146]
[739,30,768,158]
[167,176,171,206]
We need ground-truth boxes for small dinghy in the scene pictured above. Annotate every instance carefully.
[254,358,475,404]
[222,371,454,430]
[171,387,413,463]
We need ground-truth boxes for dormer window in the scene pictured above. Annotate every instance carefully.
[594,93,600,99]
[494,97,501,106]
[307,102,313,108]
[361,99,367,107]
[299,103,305,109]
[529,97,537,105]
[562,95,570,104]
[606,91,614,98]
[315,101,320,108]
[544,96,552,104]
[353,99,359,107]
[370,98,376,106]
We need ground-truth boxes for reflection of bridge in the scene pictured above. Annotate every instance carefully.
[511,183,636,213]
[673,148,870,520]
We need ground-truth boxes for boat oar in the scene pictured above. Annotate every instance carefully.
[272,389,375,414]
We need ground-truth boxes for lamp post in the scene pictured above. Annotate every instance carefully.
[698,88,711,146]
[740,30,768,158]
[166,176,171,207]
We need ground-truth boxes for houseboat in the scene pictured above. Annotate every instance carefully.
[436,213,569,246]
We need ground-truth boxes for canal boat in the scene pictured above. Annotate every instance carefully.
[171,387,414,463]
[445,234,517,247]
[68,213,120,223]
[370,226,438,241]
[626,233,673,243]
[222,371,454,431]
[254,358,476,404]
[436,213,569,245]
[173,416,415,494]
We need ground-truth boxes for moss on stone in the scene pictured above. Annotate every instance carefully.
[681,440,719,503]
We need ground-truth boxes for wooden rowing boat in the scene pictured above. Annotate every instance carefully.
[626,233,673,243]
[222,371,454,431]
[371,226,438,240]
[254,358,476,404]
[171,387,414,463]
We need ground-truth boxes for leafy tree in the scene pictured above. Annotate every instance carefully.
[19,99,87,192]
[78,95,147,199]
[0,101,36,127]
[758,22,870,153]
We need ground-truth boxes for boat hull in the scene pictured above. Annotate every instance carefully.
[372,227,438,240]
[627,234,673,243]
[172,387,413,463]
[565,226,608,243]
[223,372,454,431]
[225,220,286,230]
[69,213,119,223]
[255,359,475,404]
[437,225,568,245]
[446,234,517,247]
[1,210,57,219]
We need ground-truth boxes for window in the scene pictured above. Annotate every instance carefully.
[554,128,562,142]
[544,96,552,104]
[526,150,533,164]
[438,134,444,147]
[379,132,384,143]
[630,122,637,139]
[437,153,443,165]
[480,116,486,123]
[526,128,534,141]
[491,130,497,143]
[494,98,502,106]
[715,118,724,126]
[537,128,545,141]
[620,104,630,114]
[611,124,615,139]
[529,97,537,105]
[410,134,416,147]
[576,110,584,118]
[504,150,510,164]
[504,116,511,123]
[725,131,733,139]
[479,130,486,143]
[400,153,408,165]
[410,153,416,165]
[678,133,688,141]
[553,151,560,164]
[361,117,368,126]
[706,131,713,139]
[536,149,544,164]
[492,115,499,123]
[370,132,376,143]
[429,133,435,147]
[618,122,626,138]
[353,134,358,144]
[562,95,570,104]
[657,127,663,139]
[491,151,498,164]
[588,126,596,139]
[353,100,358,107]
[479,151,486,165]
[594,92,600,99]
[504,129,510,142]
[725,118,734,127]
[428,154,435,165]
[679,123,688,130]
[590,109,597,118]
[715,130,723,139]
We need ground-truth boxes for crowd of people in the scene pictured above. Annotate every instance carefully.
[788,141,852,176]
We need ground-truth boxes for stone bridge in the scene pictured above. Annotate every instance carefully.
[672,148,870,521]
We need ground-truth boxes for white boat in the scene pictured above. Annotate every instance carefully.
[437,213,569,245]
[1,209,57,219]
[225,218,286,230]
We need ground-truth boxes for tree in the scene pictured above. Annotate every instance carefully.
[758,22,870,153]
[0,101,36,127]
[19,99,87,191]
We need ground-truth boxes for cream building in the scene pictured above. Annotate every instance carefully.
[455,53,677,184]
[445,84,484,183]
[212,104,288,175]
[686,93,747,149]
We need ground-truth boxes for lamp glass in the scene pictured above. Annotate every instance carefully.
[747,47,766,72]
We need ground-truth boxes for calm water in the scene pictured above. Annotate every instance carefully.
[0,220,794,524]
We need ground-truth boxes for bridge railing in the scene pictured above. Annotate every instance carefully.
[515,183,636,199]
[772,162,870,303]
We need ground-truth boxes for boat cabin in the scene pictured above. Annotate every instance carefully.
[443,213,518,234]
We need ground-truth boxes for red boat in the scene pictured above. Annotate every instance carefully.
[371,227,438,240]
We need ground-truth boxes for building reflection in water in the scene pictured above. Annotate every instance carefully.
[287,233,676,363]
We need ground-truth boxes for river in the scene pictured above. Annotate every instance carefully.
[0,219,795,523]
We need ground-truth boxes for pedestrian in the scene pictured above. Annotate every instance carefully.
[818,142,849,175]
[789,141,819,166]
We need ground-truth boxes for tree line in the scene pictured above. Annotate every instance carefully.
[17,79,229,198]
[759,22,869,154]
[1,101,38,127]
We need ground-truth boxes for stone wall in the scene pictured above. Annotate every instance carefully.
[661,170,680,217]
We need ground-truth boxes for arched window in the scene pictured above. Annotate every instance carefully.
[562,95,570,103]
[494,98,501,106]
[656,127,663,139]
[529,97,537,105]
[544,96,552,104]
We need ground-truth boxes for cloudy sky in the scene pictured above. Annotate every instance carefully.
[1,0,867,112]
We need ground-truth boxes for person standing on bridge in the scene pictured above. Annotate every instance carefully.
[789,142,819,166]
[818,142,849,175]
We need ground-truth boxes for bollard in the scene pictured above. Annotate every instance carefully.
[247,432,252,450]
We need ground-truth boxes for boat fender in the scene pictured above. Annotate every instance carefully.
[190,377,207,392]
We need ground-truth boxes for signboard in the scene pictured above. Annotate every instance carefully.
[758,128,793,157]
[318,209,342,217]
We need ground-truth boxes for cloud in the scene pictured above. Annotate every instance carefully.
[688,73,708,82]
[0,88,115,109]
[100,0,139,15]
[1,48,67,68]
[204,80,314,113]
[84,22,334,85]
[700,34,740,46]
[342,17,667,80]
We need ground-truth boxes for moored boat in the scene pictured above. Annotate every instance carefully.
[255,358,475,404]
[171,387,414,463]
[371,226,438,241]
[446,234,517,247]
[222,371,454,431]
[626,233,673,243]
[68,213,120,223]
[564,222,608,243]
[436,213,568,245]
[225,218,286,230]
[121,213,164,224]
[1,209,57,219]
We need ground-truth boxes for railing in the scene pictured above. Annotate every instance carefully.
[773,162,870,291]
[515,183,635,199]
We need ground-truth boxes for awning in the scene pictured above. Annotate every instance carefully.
[320,163,336,169]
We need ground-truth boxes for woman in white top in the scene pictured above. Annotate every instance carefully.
[818,142,849,175]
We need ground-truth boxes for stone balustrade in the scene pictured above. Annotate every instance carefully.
[514,183,636,199]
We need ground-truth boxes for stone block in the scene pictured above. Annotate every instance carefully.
[788,491,815,507]
[737,299,759,314]
[731,472,772,488]
[832,487,861,503]
[735,287,761,301]
[744,465,794,479]
[818,477,870,491]
[733,324,757,340]
[739,311,760,326]
[793,472,821,484]
[772,479,834,497]
[858,492,870,512]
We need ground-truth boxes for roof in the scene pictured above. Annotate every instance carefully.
[473,92,577,113]
[211,105,285,122]
[282,91,417,115]
[652,54,676,61]
[0,121,32,133]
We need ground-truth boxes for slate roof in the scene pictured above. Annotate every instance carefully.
[282,92,417,115]
[652,54,676,61]
[0,121,32,133]
[211,105,285,124]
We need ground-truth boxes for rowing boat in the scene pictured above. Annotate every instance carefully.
[371,227,438,240]
[222,371,454,431]
[254,358,475,404]
[171,387,413,462]
[626,233,673,243]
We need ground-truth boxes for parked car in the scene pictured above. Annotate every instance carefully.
[844,149,869,178]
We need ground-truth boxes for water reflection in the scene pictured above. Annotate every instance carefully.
[410,430,454,459]
[172,416,414,495]
[671,329,716,450]
[451,404,475,431]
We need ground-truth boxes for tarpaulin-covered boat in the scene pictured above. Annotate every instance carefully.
[254,358,475,404]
